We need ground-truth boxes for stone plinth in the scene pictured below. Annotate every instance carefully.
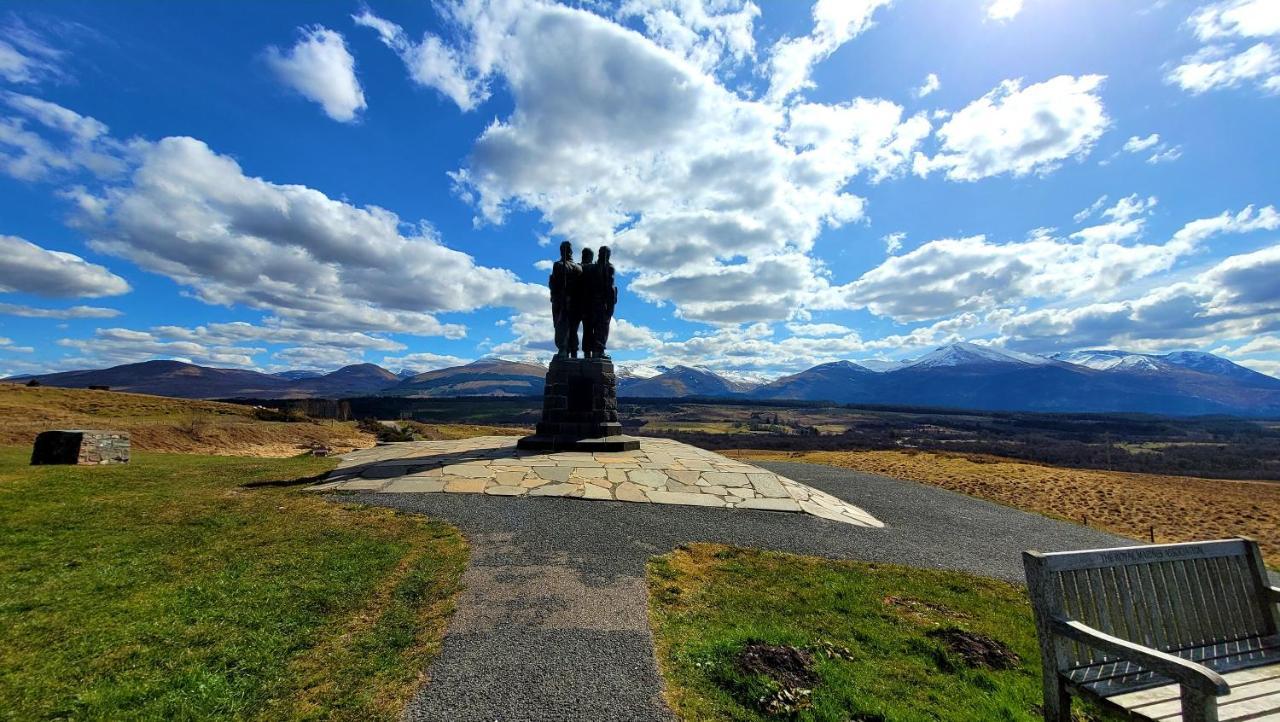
[518,357,640,451]
[312,436,883,527]
[31,430,130,465]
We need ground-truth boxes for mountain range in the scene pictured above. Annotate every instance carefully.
[7,343,1280,416]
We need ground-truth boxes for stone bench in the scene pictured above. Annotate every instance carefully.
[31,430,130,465]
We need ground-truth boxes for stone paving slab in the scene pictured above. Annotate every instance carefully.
[313,436,882,528]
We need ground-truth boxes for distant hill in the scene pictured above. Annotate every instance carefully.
[273,369,325,380]
[754,343,1280,416]
[7,360,405,400]
[754,360,876,403]
[385,358,546,398]
[10,360,296,399]
[618,365,743,397]
[7,344,1279,415]
[289,363,400,398]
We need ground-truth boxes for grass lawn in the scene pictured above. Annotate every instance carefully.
[0,447,467,720]
[648,543,1114,722]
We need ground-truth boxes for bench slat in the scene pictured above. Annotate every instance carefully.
[1038,539,1251,573]
[1093,664,1280,721]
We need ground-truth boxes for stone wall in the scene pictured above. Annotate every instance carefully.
[31,430,131,465]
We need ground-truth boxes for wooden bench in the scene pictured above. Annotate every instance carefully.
[1024,538,1280,722]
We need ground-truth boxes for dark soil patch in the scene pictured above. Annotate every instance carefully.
[736,643,819,715]
[737,643,817,689]
[927,629,1021,670]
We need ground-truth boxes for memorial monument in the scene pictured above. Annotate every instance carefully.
[518,242,639,451]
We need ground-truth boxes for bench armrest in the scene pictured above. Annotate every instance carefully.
[1268,585,1280,604]
[1051,618,1229,695]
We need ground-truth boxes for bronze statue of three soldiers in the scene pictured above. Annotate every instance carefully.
[550,241,617,359]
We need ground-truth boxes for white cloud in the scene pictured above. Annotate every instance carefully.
[1119,132,1181,164]
[785,322,852,337]
[0,302,121,318]
[0,336,34,353]
[913,75,1109,181]
[1068,194,1156,245]
[380,351,470,372]
[1226,334,1280,356]
[1190,0,1280,42]
[834,198,1278,324]
[265,26,366,122]
[630,313,978,375]
[1238,358,1280,377]
[57,328,262,368]
[151,321,405,352]
[0,22,62,84]
[999,243,1280,353]
[985,0,1023,22]
[614,0,760,73]
[0,92,128,181]
[1169,204,1279,248]
[1169,42,1279,94]
[0,234,130,298]
[1148,145,1183,164]
[354,9,487,111]
[75,135,542,336]
[1170,3,1280,95]
[435,2,930,324]
[765,0,894,102]
[1124,133,1160,153]
[1073,194,1108,224]
[270,345,367,370]
[785,98,931,183]
[914,72,940,98]
[882,231,905,254]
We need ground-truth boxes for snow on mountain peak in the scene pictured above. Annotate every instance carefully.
[907,342,1050,369]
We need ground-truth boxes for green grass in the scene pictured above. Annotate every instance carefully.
[0,447,467,720]
[648,544,1113,722]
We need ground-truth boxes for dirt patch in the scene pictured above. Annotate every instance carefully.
[927,629,1020,670]
[737,643,817,689]
[736,643,817,715]
[884,595,970,625]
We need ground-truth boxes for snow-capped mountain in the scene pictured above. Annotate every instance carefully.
[618,365,746,397]
[1051,349,1165,372]
[905,342,1054,369]
[856,358,911,373]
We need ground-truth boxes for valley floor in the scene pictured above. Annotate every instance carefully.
[736,448,1280,564]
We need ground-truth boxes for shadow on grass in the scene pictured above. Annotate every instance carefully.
[240,471,331,488]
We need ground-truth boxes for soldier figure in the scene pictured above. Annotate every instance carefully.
[549,241,581,357]
[575,247,596,356]
[587,245,618,358]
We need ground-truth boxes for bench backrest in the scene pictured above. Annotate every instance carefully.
[1024,538,1278,671]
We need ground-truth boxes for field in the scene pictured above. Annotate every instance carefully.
[648,543,1113,721]
[291,396,1280,480]
[0,447,468,720]
[0,385,374,457]
[737,448,1280,564]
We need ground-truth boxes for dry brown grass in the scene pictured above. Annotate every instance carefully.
[0,384,374,457]
[403,421,531,440]
[737,449,1280,564]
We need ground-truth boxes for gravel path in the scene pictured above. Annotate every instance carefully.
[340,461,1132,722]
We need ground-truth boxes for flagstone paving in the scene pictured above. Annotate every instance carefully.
[310,436,882,527]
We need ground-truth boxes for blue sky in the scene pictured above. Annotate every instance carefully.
[2,0,1279,380]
